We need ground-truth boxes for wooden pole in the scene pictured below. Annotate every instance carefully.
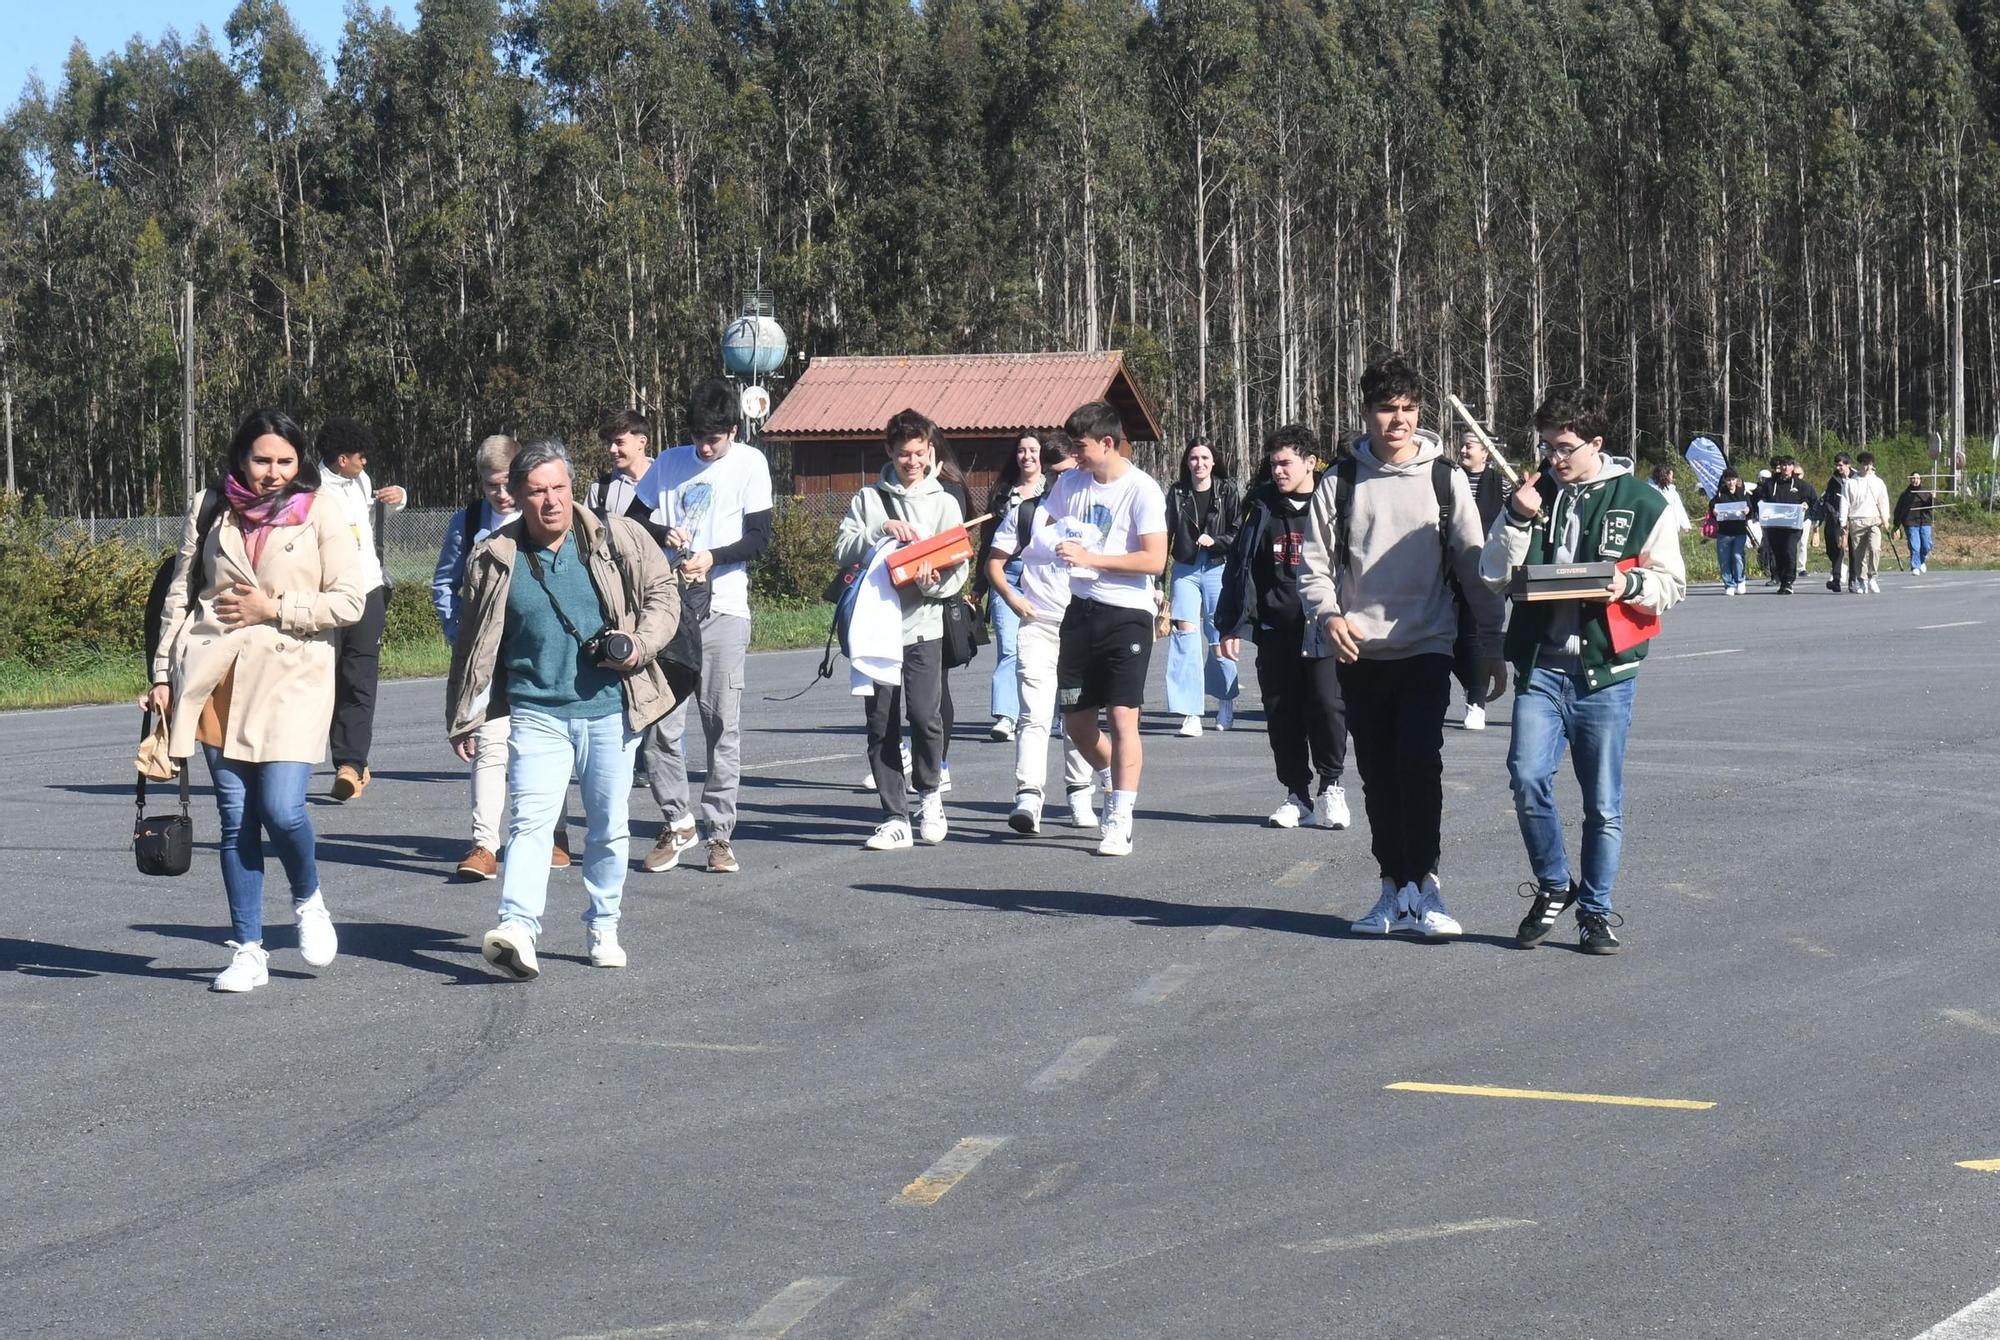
[182,282,196,504]
[1446,393,1521,483]
[4,387,13,494]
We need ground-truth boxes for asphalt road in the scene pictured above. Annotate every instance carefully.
[5,568,2000,1339]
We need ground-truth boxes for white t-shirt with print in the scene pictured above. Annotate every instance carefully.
[1041,463,1168,612]
[634,443,774,620]
[988,496,1073,623]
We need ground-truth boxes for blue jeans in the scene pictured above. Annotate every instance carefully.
[1506,664,1637,916]
[500,707,640,939]
[202,749,318,945]
[1907,525,1933,568]
[1166,557,1239,716]
[989,559,1023,722]
[1716,534,1747,588]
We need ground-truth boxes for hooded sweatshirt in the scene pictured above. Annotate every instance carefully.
[834,459,969,645]
[1297,429,1500,662]
[1216,479,1320,650]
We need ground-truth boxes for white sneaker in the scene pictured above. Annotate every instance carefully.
[481,921,540,980]
[1265,794,1308,829]
[1725,585,1738,596]
[864,818,913,851]
[1351,880,1402,935]
[1406,874,1463,938]
[938,762,952,793]
[293,890,337,967]
[1008,791,1042,835]
[1463,703,1487,731]
[1177,715,1202,738]
[860,762,877,791]
[587,923,627,968]
[1867,578,1881,594]
[989,717,1016,742]
[1068,789,1098,829]
[1315,786,1351,831]
[213,940,269,993]
[916,790,948,844]
[1217,701,1234,731]
[1097,809,1134,857]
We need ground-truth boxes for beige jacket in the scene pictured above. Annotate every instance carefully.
[445,506,681,741]
[153,489,368,762]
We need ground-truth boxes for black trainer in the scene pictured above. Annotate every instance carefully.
[1578,909,1624,955]
[1515,881,1577,948]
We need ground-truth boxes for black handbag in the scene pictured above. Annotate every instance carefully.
[941,593,986,669]
[133,714,193,877]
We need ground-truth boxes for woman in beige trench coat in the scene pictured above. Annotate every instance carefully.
[143,409,366,993]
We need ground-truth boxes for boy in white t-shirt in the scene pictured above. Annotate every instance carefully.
[985,432,1095,834]
[630,379,775,875]
[1045,400,1169,857]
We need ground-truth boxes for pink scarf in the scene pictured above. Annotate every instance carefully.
[223,475,315,569]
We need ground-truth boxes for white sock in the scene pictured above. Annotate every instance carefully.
[1110,789,1137,817]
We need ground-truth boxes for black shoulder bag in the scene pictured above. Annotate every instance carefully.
[133,712,193,877]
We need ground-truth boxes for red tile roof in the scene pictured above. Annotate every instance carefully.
[762,351,1161,442]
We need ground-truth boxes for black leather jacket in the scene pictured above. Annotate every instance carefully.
[1166,477,1242,566]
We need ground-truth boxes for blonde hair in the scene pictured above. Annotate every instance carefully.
[475,434,520,476]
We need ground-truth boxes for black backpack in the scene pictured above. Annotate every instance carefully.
[142,489,226,669]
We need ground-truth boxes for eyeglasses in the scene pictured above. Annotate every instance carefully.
[1542,440,1592,460]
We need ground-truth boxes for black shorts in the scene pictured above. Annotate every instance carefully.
[1057,598,1154,711]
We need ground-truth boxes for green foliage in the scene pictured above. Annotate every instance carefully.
[0,495,157,666]
[384,579,444,647]
[754,499,841,603]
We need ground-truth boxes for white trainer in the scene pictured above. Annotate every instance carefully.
[1265,794,1308,829]
[1315,785,1351,831]
[1097,810,1134,857]
[1351,880,1402,935]
[587,924,627,968]
[294,890,337,968]
[989,716,1016,741]
[938,762,952,793]
[213,940,269,993]
[1407,873,1463,938]
[1068,789,1099,829]
[1463,703,1487,731]
[864,818,913,851]
[1217,701,1234,731]
[916,790,948,845]
[1867,578,1881,594]
[481,921,540,980]
[1008,791,1042,835]
[1177,715,1202,738]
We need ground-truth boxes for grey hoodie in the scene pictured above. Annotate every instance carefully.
[1297,429,1499,661]
[835,459,970,645]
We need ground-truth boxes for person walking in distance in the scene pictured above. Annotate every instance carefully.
[1753,457,1815,595]
[1163,442,1242,737]
[834,410,971,851]
[1705,467,1754,595]
[1216,424,1350,832]
[978,434,1062,743]
[145,409,366,992]
[1821,454,1852,591]
[1047,400,1172,857]
[1896,470,1937,574]
[1844,451,1892,593]
[448,439,682,980]
[1480,391,1687,955]
[1295,354,1506,938]
[985,432,1098,833]
[315,417,405,801]
[587,410,652,521]
[431,434,575,880]
[1453,429,1511,731]
[629,379,774,874]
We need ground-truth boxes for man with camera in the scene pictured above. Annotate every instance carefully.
[446,439,681,981]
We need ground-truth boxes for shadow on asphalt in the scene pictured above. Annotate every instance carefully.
[852,881,1358,937]
[314,833,467,877]
[0,936,307,983]
[131,920,501,985]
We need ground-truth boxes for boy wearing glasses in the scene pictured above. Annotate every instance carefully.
[1479,391,1686,954]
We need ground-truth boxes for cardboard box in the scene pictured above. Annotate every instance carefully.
[1508,560,1619,602]
[888,527,975,587]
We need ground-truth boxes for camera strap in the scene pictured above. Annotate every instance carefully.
[520,546,595,650]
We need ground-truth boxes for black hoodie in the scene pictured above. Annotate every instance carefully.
[1216,479,1317,642]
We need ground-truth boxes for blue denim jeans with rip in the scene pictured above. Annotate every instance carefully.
[1506,663,1638,916]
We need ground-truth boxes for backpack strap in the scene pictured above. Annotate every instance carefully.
[1431,457,1458,585]
[1333,458,1356,570]
[185,487,226,615]
[1333,456,1460,587]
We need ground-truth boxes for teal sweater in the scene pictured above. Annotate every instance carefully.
[502,536,623,720]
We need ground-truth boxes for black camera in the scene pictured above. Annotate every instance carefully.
[582,628,636,666]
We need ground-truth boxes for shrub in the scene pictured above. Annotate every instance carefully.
[0,494,158,666]
[384,579,443,647]
[755,497,841,603]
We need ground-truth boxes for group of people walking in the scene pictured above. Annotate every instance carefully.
[1703,451,1936,594]
[148,355,1699,994]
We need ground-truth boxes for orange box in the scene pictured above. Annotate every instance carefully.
[888,527,974,586]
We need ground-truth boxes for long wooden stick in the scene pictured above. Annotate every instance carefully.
[1447,394,1521,484]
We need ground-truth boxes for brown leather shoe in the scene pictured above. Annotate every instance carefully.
[550,828,573,869]
[331,765,370,802]
[456,846,498,881]
[706,838,740,874]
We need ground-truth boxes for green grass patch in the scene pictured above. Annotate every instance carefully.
[0,652,150,711]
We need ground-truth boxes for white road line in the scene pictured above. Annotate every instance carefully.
[1274,860,1323,888]
[724,1278,848,1339]
[612,1040,778,1053]
[1911,1283,2000,1339]
[1653,648,1743,661]
[1027,1035,1118,1092]
[895,1136,1010,1205]
[1205,909,1261,942]
[1941,1008,2000,1036]
[1283,1217,1535,1255]
[1917,621,1983,630]
[558,1323,714,1339]
[739,752,860,773]
[1128,963,1199,1005]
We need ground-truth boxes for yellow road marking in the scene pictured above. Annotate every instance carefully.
[1284,1217,1536,1255]
[1957,1158,2000,1171]
[896,1136,1009,1205]
[1027,1036,1117,1092]
[1274,860,1323,888]
[1386,1081,1715,1111]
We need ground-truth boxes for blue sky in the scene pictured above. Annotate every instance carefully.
[4,1,406,114]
